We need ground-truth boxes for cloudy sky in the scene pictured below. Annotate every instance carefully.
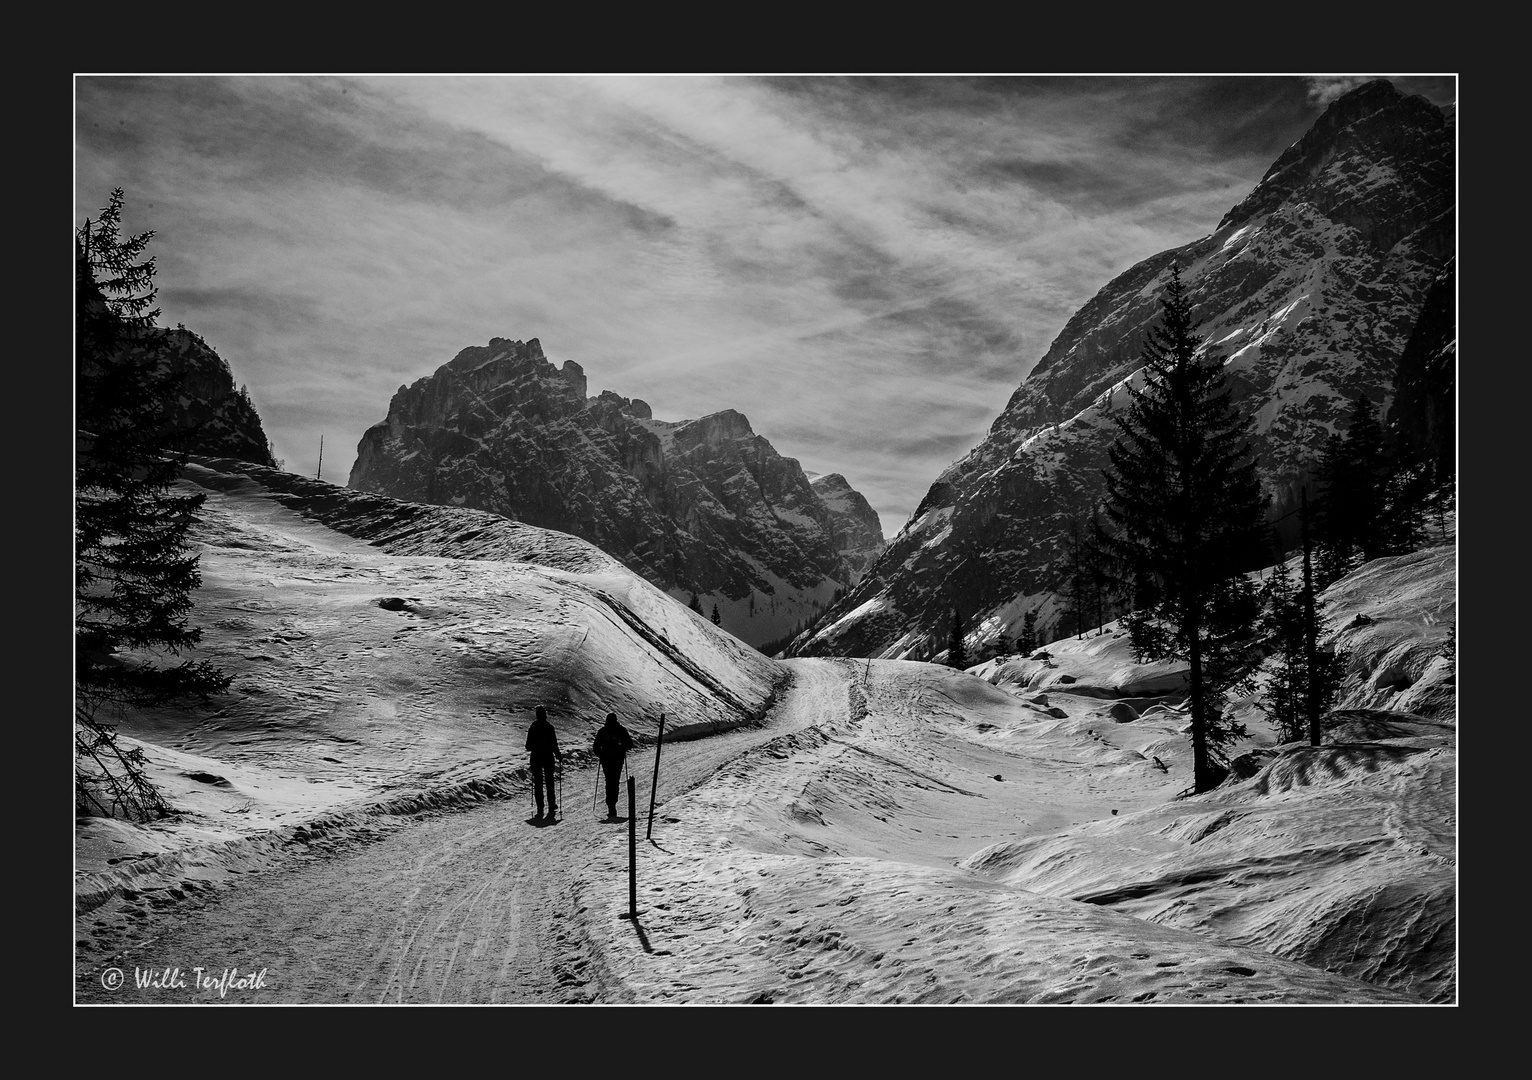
[74,74,1455,538]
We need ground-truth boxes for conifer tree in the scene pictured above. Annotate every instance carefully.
[1059,520,1088,640]
[1015,608,1038,655]
[1102,264,1269,793]
[711,602,721,625]
[947,608,968,670]
[76,190,229,819]
[1313,395,1426,586]
[1258,556,1347,744]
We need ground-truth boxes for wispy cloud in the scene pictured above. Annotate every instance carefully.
[75,74,1456,536]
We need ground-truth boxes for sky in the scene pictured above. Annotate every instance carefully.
[73,74,1456,538]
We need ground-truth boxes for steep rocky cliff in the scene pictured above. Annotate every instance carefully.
[1386,256,1455,482]
[810,473,887,583]
[793,79,1454,662]
[348,338,882,648]
[151,326,276,467]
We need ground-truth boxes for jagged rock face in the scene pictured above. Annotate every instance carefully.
[1386,256,1455,481]
[810,473,886,583]
[794,79,1454,662]
[348,337,880,648]
[149,327,276,467]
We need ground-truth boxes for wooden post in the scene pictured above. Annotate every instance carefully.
[647,713,665,840]
[316,435,324,481]
[627,775,638,918]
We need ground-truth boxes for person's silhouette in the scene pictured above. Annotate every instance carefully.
[525,705,561,820]
[591,712,635,820]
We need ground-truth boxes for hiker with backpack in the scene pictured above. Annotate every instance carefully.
[592,712,635,820]
[525,705,561,821]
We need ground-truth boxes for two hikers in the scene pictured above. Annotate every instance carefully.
[525,707,636,823]
[524,705,561,820]
[592,712,635,820]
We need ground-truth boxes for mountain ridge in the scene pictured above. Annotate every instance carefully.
[347,337,885,649]
[792,78,1454,662]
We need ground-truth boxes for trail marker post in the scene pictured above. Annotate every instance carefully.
[647,713,665,840]
[627,775,638,918]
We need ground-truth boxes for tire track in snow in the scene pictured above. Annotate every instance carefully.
[73,660,852,1004]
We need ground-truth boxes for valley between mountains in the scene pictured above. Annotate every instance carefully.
[73,459,1452,1004]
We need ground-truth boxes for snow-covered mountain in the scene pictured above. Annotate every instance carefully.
[347,338,883,650]
[792,79,1455,662]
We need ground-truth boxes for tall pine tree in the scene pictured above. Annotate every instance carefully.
[76,190,229,819]
[1102,264,1269,793]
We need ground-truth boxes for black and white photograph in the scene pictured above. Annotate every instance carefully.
[74,74,1457,1005]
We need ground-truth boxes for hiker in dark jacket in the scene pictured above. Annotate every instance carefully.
[525,706,561,820]
[592,712,635,820]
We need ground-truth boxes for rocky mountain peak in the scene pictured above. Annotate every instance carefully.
[793,77,1453,663]
[1218,79,1451,241]
[349,339,884,649]
[812,473,888,583]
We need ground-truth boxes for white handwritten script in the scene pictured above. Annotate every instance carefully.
[128,966,269,998]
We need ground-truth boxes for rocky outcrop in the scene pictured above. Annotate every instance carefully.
[793,79,1454,662]
[150,327,276,467]
[1386,256,1455,481]
[348,338,882,648]
[810,473,886,583]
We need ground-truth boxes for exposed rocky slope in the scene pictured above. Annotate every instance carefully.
[150,326,277,467]
[76,256,275,468]
[1386,256,1455,481]
[347,338,882,649]
[794,78,1454,662]
[810,472,886,582]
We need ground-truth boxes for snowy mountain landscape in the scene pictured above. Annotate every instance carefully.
[75,75,1456,1006]
[73,460,1453,1003]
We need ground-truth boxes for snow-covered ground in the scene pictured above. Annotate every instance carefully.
[74,460,1455,1004]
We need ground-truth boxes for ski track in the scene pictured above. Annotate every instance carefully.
[74,662,838,1004]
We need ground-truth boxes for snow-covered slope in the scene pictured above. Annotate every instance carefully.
[74,458,1452,1003]
[347,338,882,648]
[76,457,783,910]
[794,79,1454,662]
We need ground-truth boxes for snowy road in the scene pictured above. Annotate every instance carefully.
[74,661,847,1004]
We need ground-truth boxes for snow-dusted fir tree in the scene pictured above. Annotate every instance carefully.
[1103,264,1268,793]
[76,190,229,819]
